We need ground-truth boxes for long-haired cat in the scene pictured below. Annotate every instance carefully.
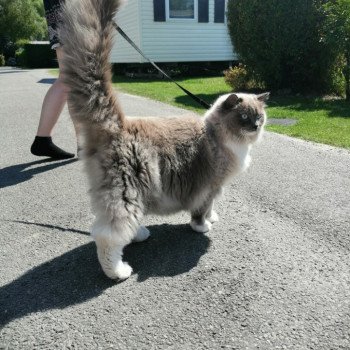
[59,0,269,280]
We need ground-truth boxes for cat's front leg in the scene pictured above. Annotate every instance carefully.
[190,201,214,233]
[206,210,219,223]
[205,201,219,224]
[190,215,212,233]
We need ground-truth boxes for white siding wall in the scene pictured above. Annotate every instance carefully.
[141,0,235,62]
[111,0,237,63]
[111,1,142,63]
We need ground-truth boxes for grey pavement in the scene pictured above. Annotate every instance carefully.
[0,68,349,350]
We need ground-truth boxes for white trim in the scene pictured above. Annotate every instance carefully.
[166,0,198,22]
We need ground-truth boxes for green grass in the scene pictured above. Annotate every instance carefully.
[49,69,59,76]
[49,69,350,148]
[112,75,350,149]
[113,75,230,114]
[266,96,350,149]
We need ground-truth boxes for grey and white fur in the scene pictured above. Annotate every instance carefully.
[59,0,269,280]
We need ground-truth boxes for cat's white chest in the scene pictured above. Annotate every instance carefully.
[225,141,252,173]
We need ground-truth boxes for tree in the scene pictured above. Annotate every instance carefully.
[226,0,338,93]
[0,0,46,54]
[322,0,350,100]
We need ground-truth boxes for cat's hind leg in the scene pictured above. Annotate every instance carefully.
[91,215,140,280]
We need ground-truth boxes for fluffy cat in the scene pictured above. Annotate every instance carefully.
[59,0,269,280]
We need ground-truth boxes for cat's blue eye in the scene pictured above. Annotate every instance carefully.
[241,114,248,120]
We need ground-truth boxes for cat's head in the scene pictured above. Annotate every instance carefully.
[206,92,269,144]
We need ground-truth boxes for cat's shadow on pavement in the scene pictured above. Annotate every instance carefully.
[0,223,210,327]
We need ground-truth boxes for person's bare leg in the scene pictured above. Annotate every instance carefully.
[31,47,75,159]
[36,48,67,136]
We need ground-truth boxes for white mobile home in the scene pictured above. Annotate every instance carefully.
[112,0,237,63]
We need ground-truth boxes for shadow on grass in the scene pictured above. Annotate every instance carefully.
[174,93,226,111]
[268,96,350,119]
[112,75,221,85]
[113,75,228,112]
[0,223,210,326]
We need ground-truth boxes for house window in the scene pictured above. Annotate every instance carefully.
[168,0,195,19]
[154,0,207,22]
[214,0,226,23]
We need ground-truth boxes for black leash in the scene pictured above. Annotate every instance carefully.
[113,23,212,110]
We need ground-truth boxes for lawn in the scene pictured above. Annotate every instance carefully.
[266,96,350,149]
[112,75,229,114]
[113,75,350,149]
[49,69,350,148]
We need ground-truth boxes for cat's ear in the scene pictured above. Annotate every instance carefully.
[223,94,242,109]
[257,92,270,102]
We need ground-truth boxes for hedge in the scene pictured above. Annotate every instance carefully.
[227,0,340,94]
[16,42,57,68]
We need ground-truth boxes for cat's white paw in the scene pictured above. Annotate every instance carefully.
[190,219,212,233]
[207,210,219,223]
[97,247,133,280]
[100,260,133,280]
[133,226,150,242]
[113,260,133,280]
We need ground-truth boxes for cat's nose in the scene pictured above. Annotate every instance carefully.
[253,125,258,131]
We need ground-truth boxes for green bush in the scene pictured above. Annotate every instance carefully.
[227,0,340,94]
[328,55,346,97]
[15,47,27,67]
[224,64,265,91]
[0,36,17,61]
[16,42,57,68]
[321,0,350,100]
[0,54,5,66]
[224,65,248,91]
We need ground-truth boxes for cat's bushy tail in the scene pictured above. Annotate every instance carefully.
[59,0,123,129]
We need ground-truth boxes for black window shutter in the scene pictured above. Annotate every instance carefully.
[198,0,209,23]
[214,0,225,23]
[154,0,166,22]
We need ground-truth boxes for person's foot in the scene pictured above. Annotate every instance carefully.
[30,136,75,159]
